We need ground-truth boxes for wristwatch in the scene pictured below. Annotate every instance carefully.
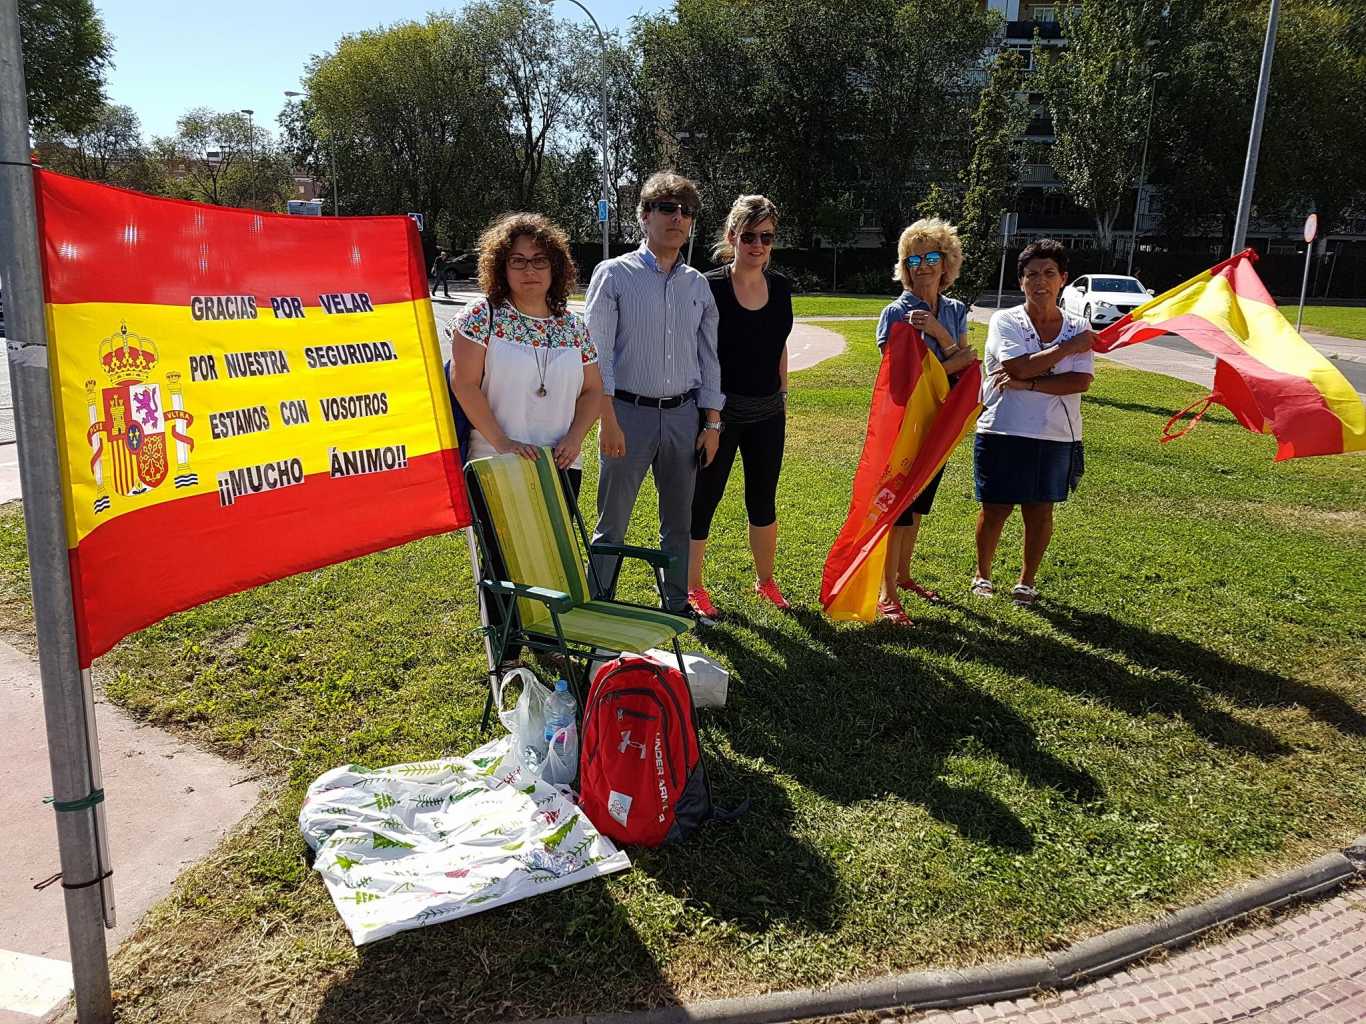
[701,421,723,432]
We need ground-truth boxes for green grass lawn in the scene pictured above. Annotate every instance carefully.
[792,294,895,317]
[1277,304,1366,341]
[2,324,1364,1022]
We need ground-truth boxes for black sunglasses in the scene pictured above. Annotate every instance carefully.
[646,200,697,219]
[739,230,775,246]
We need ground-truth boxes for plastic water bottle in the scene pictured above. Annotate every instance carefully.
[542,679,579,786]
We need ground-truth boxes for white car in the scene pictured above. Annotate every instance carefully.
[1061,274,1153,327]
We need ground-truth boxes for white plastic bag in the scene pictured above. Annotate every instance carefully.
[541,721,579,787]
[645,648,729,708]
[590,650,729,708]
[493,667,553,776]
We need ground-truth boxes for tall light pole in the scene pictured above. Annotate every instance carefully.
[1231,0,1280,255]
[1127,71,1168,277]
[285,90,340,216]
[541,0,610,263]
[0,1,115,1020]
[239,108,256,208]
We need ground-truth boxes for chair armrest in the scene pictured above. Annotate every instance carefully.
[589,543,676,572]
[480,579,574,613]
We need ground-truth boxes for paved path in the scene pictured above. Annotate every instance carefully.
[904,885,1366,1024]
[0,640,261,1023]
[430,293,847,372]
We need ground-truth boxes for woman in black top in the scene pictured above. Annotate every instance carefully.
[688,195,794,617]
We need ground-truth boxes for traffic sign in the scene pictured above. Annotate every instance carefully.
[1000,211,1018,240]
[407,212,424,233]
[1303,212,1318,244]
[597,199,608,224]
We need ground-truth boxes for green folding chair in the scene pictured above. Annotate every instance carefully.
[464,447,692,731]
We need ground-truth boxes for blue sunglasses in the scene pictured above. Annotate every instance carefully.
[905,251,944,269]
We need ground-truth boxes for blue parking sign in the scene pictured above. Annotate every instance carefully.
[597,199,608,224]
[408,212,424,233]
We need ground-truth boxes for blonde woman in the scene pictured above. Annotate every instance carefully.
[872,218,978,625]
[687,195,794,617]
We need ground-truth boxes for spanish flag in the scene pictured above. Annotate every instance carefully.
[1095,250,1366,460]
[36,170,469,666]
[821,322,982,621]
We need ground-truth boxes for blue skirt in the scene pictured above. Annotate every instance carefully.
[974,433,1083,505]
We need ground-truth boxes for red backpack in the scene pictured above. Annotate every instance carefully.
[579,655,741,847]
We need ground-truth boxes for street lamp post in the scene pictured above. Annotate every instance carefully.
[284,90,340,216]
[1127,71,1168,277]
[239,108,256,208]
[1231,0,1281,255]
[541,0,611,263]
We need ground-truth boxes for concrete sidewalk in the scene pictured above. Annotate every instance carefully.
[906,885,1366,1023]
[0,640,261,1023]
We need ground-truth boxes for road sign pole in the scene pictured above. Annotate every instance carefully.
[0,2,115,1021]
[996,212,1015,311]
[1231,0,1280,255]
[1296,212,1317,334]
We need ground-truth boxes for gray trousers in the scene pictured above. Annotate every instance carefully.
[592,398,698,612]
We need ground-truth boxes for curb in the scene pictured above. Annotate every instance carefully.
[523,835,1366,1024]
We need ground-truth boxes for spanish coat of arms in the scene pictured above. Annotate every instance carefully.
[85,323,196,513]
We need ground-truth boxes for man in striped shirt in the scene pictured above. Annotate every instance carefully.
[585,172,723,618]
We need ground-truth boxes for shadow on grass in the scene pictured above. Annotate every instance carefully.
[703,608,1103,853]
[1037,601,1366,739]
[1082,394,1235,423]
[311,760,836,1022]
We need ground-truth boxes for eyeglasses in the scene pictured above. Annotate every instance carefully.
[905,251,944,269]
[739,231,775,246]
[507,254,551,271]
[645,200,696,219]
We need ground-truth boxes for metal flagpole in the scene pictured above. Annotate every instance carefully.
[1231,0,1280,255]
[0,2,115,1021]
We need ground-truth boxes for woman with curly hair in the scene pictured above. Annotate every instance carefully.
[449,212,602,494]
[872,217,979,625]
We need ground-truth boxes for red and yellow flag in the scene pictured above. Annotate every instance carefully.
[37,170,469,665]
[1095,250,1366,460]
[821,322,981,621]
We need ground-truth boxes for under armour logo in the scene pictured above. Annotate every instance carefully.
[618,730,647,758]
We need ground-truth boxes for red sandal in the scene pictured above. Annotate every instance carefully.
[898,577,942,604]
[876,598,913,625]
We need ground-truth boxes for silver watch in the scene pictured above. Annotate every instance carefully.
[701,421,723,432]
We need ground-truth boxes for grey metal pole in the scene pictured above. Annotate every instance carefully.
[1231,0,1280,255]
[552,0,610,262]
[330,138,339,216]
[1295,242,1312,333]
[0,2,115,1021]
[1127,72,1166,277]
[240,108,256,208]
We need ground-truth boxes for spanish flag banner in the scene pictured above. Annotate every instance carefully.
[821,322,982,621]
[1095,249,1366,460]
[36,170,469,666]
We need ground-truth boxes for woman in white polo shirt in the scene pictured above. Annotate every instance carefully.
[973,239,1095,606]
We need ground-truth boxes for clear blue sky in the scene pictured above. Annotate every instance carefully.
[97,0,669,141]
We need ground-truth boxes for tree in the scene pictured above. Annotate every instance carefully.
[853,0,1000,245]
[1259,0,1366,237]
[1036,0,1165,262]
[19,0,112,135]
[466,0,595,208]
[302,15,507,252]
[812,192,863,290]
[37,102,152,187]
[957,50,1028,298]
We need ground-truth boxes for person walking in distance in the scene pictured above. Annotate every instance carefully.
[585,172,722,619]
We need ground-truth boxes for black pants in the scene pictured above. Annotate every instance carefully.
[690,412,785,540]
[471,466,581,663]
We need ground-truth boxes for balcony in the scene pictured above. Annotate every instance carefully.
[1005,19,1064,41]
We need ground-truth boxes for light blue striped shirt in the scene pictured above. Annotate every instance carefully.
[584,243,724,410]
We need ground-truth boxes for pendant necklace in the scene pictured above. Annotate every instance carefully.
[533,342,550,398]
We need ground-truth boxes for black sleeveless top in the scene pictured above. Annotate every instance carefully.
[704,267,794,398]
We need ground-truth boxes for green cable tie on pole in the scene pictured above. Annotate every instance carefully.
[43,788,106,813]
